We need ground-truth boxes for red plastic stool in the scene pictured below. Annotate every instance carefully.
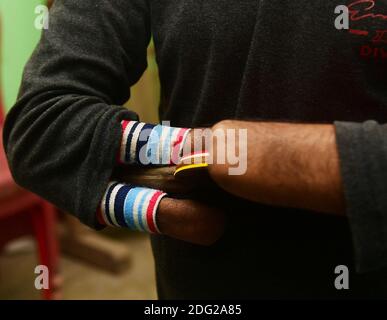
[1,101,61,300]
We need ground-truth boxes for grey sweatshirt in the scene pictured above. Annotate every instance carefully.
[3,0,387,298]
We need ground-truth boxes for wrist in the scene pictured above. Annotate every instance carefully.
[207,120,259,184]
[100,182,167,234]
[119,120,190,165]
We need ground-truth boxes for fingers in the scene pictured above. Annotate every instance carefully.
[157,197,226,246]
[112,125,227,245]
[181,128,213,159]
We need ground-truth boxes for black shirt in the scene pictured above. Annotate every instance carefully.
[3,0,387,298]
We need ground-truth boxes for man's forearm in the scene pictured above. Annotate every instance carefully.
[208,120,346,215]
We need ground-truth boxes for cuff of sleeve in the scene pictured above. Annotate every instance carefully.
[99,182,167,234]
[118,121,191,165]
[335,120,387,273]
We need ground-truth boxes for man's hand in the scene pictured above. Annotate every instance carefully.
[114,118,346,246]
[112,161,226,246]
[157,197,226,245]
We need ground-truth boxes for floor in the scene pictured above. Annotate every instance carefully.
[0,230,157,300]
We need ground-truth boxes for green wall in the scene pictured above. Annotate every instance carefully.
[1,0,44,112]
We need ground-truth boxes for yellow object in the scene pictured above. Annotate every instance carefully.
[174,163,209,176]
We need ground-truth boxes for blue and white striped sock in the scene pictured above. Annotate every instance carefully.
[99,182,167,234]
[119,120,191,165]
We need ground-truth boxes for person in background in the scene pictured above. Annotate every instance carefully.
[3,0,387,298]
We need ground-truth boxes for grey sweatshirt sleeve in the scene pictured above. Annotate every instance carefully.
[2,0,150,228]
[335,120,387,273]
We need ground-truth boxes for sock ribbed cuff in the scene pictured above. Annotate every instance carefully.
[118,120,190,165]
[99,182,166,234]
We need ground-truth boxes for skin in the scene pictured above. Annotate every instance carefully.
[156,120,346,245]
[155,126,226,245]
[157,197,225,245]
[208,120,346,215]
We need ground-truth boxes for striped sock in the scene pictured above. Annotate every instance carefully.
[98,182,167,233]
[119,120,191,165]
